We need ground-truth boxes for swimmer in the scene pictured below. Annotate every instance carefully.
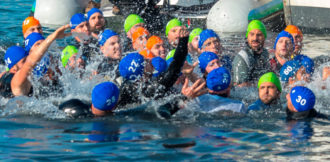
[198,51,231,78]
[280,56,314,87]
[59,81,120,118]
[70,13,90,44]
[123,14,145,52]
[131,27,149,52]
[286,86,327,120]
[186,67,246,113]
[145,36,166,59]
[87,8,105,38]
[188,28,202,58]
[285,25,303,56]
[232,20,270,87]
[96,29,122,79]
[166,18,184,48]
[22,16,43,39]
[11,25,71,96]
[0,46,29,98]
[247,72,282,112]
[198,29,222,55]
[61,45,85,70]
[269,31,295,73]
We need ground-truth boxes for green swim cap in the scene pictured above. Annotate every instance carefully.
[166,18,182,36]
[124,14,145,33]
[166,49,176,61]
[189,28,203,43]
[246,20,267,38]
[258,72,282,92]
[61,45,78,67]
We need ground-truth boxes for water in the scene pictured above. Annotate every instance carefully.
[1,0,330,161]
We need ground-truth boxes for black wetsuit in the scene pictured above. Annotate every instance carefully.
[286,108,328,121]
[117,36,189,108]
[0,72,33,98]
[73,38,100,64]
[97,58,120,77]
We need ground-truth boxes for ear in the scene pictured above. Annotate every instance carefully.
[100,45,105,54]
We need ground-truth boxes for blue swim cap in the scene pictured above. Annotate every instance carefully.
[206,67,231,92]
[119,53,145,80]
[273,30,295,51]
[198,51,219,73]
[280,60,302,82]
[4,46,28,69]
[70,13,87,29]
[290,86,315,112]
[151,57,167,77]
[32,53,50,79]
[198,29,219,49]
[92,82,120,111]
[294,55,314,74]
[25,32,45,52]
[87,8,103,20]
[98,29,119,46]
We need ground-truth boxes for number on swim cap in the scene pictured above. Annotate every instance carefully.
[296,95,307,106]
[284,66,293,75]
[128,60,139,72]
[5,58,11,65]
[25,39,29,47]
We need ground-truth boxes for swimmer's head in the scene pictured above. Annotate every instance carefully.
[285,25,303,54]
[91,82,120,116]
[246,20,267,53]
[198,29,221,54]
[124,14,145,34]
[198,51,220,74]
[61,45,79,67]
[146,36,165,59]
[99,29,121,60]
[22,16,42,39]
[274,31,295,59]
[4,46,28,71]
[87,8,105,32]
[166,18,183,48]
[287,86,315,112]
[246,20,267,38]
[258,72,282,105]
[119,52,145,80]
[206,67,231,96]
[132,27,149,51]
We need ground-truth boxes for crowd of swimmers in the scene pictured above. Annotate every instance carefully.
[1,5,330,122]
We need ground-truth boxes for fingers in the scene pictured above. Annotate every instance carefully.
[182,77,189,89]
[192,62,198,68]
[194,80,206,92]
[190,79,201,89]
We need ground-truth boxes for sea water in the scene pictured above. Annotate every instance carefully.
[0,0,330,161]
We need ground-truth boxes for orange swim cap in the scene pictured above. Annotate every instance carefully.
[146,36,163,50]
[139,49,154,59]
[132,27,149,43]
[22,17,41,36]
[285,25,303,38]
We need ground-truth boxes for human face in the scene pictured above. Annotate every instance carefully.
[100,36,122,60]
[247,29,265,53]
[24,25,43,39]
[191,36,199,51]
[201,37,221,54]
[132,35,148,51]
[286,93,297,112]
[275,37,293,59]
[150,42,166,59]
[259,82,279,105]
[205,59,220,74]
[71,21,90,43]
[11,57,27,73]
[295,67,311,83]
[127,23,145,39]
[68,54,85,69]
[167,26,183,47]
[292,33,303,54]
[89,12,105,32]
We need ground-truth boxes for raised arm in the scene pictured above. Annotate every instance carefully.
[11,24,71,96]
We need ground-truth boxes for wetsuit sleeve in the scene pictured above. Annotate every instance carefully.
[158,36,189,89]
[232,54,249,84]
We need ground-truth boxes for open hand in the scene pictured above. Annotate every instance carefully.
[181,77,207,99]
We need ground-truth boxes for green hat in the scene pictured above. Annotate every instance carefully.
[189,28,203,43]
[166,49,176,61]
[166,18,182,36]
[246,20,267,38]
[258,72,282,92]
[124,14,145,33]
[61,45,78,67]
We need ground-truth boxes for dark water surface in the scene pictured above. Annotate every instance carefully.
[0,0,330,161]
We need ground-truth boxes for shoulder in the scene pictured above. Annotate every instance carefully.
[247,99,263,112]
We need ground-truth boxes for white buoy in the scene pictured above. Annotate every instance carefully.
[34,0,89,26]
[207,0,253,33]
